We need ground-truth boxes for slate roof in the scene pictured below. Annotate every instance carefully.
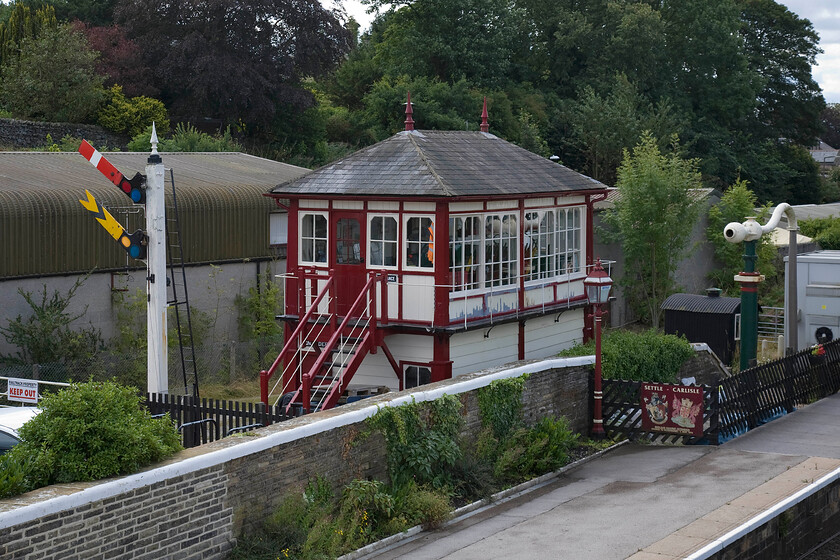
[271,130,606,198]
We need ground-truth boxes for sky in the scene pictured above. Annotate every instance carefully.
[343,0,840,104]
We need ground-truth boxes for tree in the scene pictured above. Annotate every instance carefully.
[367,0,520,89]
[738,0,824,145]
[0,280,103,367]
[565,74,684,184]
[0,24,104,123]
[115,0,352,132]
[78,23,158,98]
[706,179,777,296]
[0,1,57,68]
[602,133,703,326]
[820,105,840,148]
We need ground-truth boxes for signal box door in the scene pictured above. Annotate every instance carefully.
[332,212,367,316]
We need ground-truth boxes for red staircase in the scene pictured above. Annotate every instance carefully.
[260,273,389,414]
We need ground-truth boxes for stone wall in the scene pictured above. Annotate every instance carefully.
[0,118,129,150]
[707,476,840,559]
[0,358,593,560]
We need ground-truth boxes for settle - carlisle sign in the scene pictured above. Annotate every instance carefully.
[641,383,704,437]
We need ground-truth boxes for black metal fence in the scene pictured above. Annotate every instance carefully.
[145,393,295,448]
[603,338,840,444]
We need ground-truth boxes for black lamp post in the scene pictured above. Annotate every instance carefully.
[584,259,613,439]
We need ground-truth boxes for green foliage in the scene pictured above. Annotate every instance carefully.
[3,380,181,493]
[0,23,104,123]
[0,279,104,368]
[706,179,777,296]
[477,376,526,440]
[231,476,450,559]
[365,395,463,490]
[97,84,169,138]
[601,133,703,326]
[493,417,578,483]
[516,112,550,157]
[107,289,147,389]
[0,451,29,499]
[565,74,684,185]
[801,217,840,250]
[127,122,240,152]
[559,329,695,383]
[0,1,57,67]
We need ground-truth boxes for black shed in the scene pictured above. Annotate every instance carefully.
[661,290,741,364]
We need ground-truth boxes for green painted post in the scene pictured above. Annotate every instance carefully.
[739,240,759,371]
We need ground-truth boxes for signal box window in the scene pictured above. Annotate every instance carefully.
[301,213,327,263]
[406,216,434,269]
[369,216,398,267]
[404,365,432,389]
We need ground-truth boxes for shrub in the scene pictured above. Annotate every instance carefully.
[128,122,240,152]
[98,85,169,138]
[365,394,463,490]
[559,329,694,383]
[4,380,181,491]
[493,417,578,483]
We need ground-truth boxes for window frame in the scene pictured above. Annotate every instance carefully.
[403,215,435,271]
[299,212,329,266]
[367,214,400,269]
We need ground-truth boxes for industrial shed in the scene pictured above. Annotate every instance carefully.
[662,290,741,365]
[0,150,308,360]
[0,151,307,278]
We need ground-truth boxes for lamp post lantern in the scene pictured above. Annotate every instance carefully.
[584,259,613,439]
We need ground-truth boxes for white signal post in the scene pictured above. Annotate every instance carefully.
[146,124,168,394]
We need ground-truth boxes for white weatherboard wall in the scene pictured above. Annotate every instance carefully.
[451,323,519,376]
[524,310,583,360]
[352,333,434,390]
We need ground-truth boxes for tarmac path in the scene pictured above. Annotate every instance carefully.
[360,392,840,560]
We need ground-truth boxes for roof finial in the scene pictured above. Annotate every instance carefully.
[405,91,415,131]
[480,97,489,132]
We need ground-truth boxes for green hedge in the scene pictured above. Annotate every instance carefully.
[559,329,694,383]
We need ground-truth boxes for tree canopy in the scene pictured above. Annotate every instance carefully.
[114,0,352,133]
[0,0,830,204]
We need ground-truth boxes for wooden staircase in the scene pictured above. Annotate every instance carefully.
[260,273,388,414]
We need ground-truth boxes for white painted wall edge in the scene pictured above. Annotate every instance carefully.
[0,355,595,530]
[684,464,840,560]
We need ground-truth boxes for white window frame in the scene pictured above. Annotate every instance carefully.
[403,215,435,270]
[524,210,558,282]
[558,207,583,276]
[484,212,518,288]
[367,214,399,269]
[449,214,483,292]
[403,364,432,389]
[299,212,328,265]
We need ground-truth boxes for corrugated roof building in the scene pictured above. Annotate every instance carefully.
[0,151,307,278]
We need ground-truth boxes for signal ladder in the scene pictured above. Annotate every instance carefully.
[165,169,200,399]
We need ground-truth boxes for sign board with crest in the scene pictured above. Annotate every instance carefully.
[641,383,704,437]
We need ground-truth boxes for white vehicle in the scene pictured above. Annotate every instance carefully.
[0,406,39,455]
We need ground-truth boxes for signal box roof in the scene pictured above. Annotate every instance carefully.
[271,130,606,198]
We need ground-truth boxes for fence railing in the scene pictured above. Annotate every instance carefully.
[145,393,295,448]
[603,338,840,444]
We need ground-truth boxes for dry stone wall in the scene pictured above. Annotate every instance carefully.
[0,118,129,150]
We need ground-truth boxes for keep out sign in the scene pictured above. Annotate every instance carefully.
[7,377,38,404]
[641,383,704,437]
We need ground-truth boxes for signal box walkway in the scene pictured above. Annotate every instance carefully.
[357,391,840,560]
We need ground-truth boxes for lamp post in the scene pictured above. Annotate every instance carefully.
[584,259,613,439]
